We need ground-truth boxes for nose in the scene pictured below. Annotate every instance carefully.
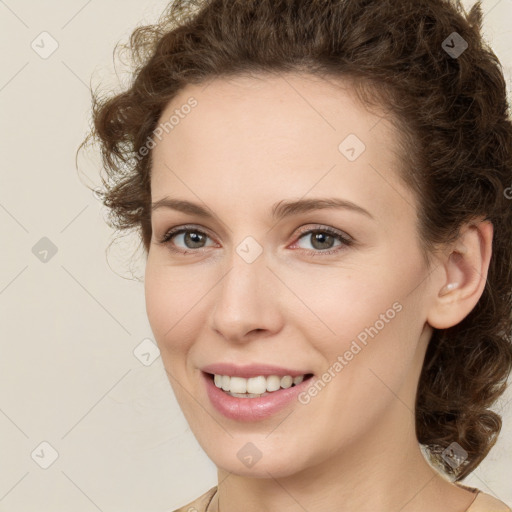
[210,250,283,343]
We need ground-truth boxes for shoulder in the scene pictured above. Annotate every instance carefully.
[168,484,512,512]
[467,490,511,512]
[170,486,218,512]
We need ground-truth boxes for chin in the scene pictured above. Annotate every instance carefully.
[203,439,314,479]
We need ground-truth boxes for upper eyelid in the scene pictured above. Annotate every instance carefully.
[159,224,352,245]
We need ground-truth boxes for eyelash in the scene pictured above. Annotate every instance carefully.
[157,224,353,257]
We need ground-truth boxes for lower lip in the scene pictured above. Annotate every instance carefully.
[202,371,315,422]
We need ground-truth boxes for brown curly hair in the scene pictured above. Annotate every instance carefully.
[80,0,512,481]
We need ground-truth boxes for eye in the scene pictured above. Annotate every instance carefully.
[157,224,353,256]
[290,225,353,256]
[157,225,216,254]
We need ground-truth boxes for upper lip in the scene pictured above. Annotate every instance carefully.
[201,363,313,379]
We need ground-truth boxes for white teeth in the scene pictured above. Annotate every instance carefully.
[212,373,308,395]
[266,375,281,392]
[281,375,293,389]
[247,375,267,394]
[293,375,304,385]
[229,376,248,394]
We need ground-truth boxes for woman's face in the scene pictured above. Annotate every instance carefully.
[145,73,437,477]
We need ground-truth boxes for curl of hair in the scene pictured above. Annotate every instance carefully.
[80,0,512,480]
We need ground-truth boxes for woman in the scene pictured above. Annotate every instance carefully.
[82,0,512,510]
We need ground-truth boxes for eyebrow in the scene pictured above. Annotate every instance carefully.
[151,197,374,221]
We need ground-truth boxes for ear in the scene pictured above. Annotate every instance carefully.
[426,219,493,330]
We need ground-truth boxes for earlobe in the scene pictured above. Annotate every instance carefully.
[426,220,493,330]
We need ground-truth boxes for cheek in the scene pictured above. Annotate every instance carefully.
[286,258,422,371]
[321,296,424,407]
[144,262,189,352]
[281,264,397,342]
[144,265,166,337]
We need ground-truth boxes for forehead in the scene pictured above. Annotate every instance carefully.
[157,72,386,152]
[150,72,417,224]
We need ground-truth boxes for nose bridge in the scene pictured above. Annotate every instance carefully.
[217,240,267,314]
[210,237,280,340]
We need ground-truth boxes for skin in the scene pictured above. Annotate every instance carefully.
[144,73,493,512]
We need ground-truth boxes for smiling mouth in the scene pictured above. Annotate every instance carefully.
[204,371,315,398]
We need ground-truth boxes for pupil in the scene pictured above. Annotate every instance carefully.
[313,232,333,250]
[186,231,204,248]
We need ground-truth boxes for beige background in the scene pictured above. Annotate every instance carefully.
[0,0,511,510]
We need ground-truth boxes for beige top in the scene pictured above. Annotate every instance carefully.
[171,484,512,512]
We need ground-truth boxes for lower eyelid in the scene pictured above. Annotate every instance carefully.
[161,227,352,253]
[292,230,351,251]
[162,229,215,247]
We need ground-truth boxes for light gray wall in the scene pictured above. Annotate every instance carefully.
[0,0,510,510]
